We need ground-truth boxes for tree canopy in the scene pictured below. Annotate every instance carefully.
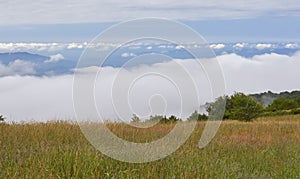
[0,115,5,122]
[208,92,264,121]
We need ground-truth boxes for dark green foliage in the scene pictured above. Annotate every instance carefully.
[228,93,264,121]
[250,90,300,107]
[131,114,140,123]
[291,108,300,115]
[149,115,164,122]
[187,110,208,121]
[208,93,264,121]
[168,115,180,122]
[0,115,4,122]
[266,98,298,112]
[158,115,181,123]
[160,116,169,123]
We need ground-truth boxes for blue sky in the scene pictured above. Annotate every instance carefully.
[0,17,299,43]
[0,0,299,43]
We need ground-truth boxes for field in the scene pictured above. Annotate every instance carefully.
[1,115,300,178]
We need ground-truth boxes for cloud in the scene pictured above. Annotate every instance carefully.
[0,75,74,122]
[67,43,84,49]
[0,0,300,24]
[158,45,167,49]
[0,42,298,54]
[1,51,300,122]
[210,44,225,49]
[121,52,136,58]
[0,43,64,52]
[285,43,299,49]
[0,60,36,76]
[218,51,300,94]
[45,53,64,63]
[233,43,247,49]
[255,43,273,50]
[175,45,185,50]
[0,42,88,52]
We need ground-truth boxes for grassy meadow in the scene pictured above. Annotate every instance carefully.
[1,115,300,178]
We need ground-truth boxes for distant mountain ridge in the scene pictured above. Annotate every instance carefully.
[0,52,48,65]
[0,52,75,76]
[250,91,300,107]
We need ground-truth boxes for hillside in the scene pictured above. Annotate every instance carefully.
[250,90,300,107]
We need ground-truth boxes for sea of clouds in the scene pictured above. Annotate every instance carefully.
[1,51,300,122]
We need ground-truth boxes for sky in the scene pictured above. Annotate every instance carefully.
[1,0,300,25]
[0,17,299,43]
[0,0,299,42]
[0,1,300,122]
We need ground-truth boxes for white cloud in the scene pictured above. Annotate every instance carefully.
[67,43,84,49]
[175,45,185,50]
[0,43,65,52]
[45,54,64,63]
[121,52,137,58]
[285,43,299,49]
[0,42,89,52]
[1,51,300,122]
[0,0,300,24]
[218,51,300,94]
[158,45,167,49]
[0,75,74,122]
[146,46,153,50]
[233,43,247,49]
[0,60,36,76]
[255,43,273,50]
[210,44,225,49]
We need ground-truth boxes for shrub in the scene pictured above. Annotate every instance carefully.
[131,114,140,123]
[187,110,208,121]
[0,115,5,122]
[267,97,298,111]
[208,93,264,121]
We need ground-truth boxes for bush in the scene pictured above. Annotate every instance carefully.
[168,115,180,122]
[228,93,264,121]
[158,115,181,123]
[291,108,300,115]
[149,115,164,122]
[187,110,208,121]
[208,93,264,121]
[267,97,298,111]
[0,115,5,122]
[131,114,140,123]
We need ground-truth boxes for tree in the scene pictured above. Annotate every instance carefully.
[295,97,300,107]
[149,115,164,122]
[267,97,298,112]
[168,115,180,122]
[0,115,5,122]
[131,114,140,123]
[227,93,264,121]
[207,93,263,121]
[206,96,227,120]
[187,110,208,121]
[157,115,180,123]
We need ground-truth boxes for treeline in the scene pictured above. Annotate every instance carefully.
[132,91,300,123]
[250,90,300,106]
[208,92,300,121]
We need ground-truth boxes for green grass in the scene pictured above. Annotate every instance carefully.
[1,116,300,178]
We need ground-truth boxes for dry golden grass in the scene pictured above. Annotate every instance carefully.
[1,115,300,178]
